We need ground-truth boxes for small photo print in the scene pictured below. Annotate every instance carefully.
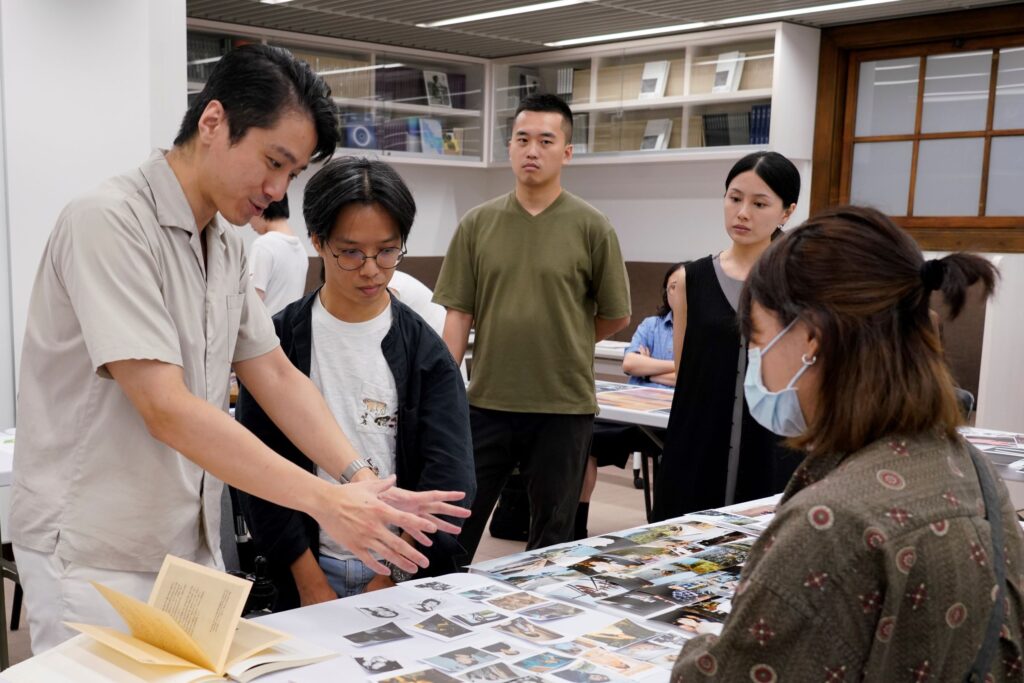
[354,654,403,674]
[615,638,674,661]
[518,602,584,622]
[597,589,678,617]
[581,648,655,679]
[452,609,509,627]
[486,591,549,612]
[553,660,630,683]
[413,613,474,640]
[570,554,643,576]
[550,640,588,656]
[648,599,731,635]
[481,640,524,657]
[492,616,563,643]
[513,651,575,673]
[408,596,446,614]
[459,585,513,601]
[357,605,403,619]
[414,580,457,592]
[423,646,499,673]
[460,662,520,681]
[342,621,411,647]
[380,668,462,683]
[582,619,659,649]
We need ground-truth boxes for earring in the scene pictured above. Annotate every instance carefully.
[801,353,817,366]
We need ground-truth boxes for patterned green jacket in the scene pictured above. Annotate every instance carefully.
[673,431,1024,682]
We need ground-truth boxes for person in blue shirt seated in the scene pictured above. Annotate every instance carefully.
[575,262,683,539]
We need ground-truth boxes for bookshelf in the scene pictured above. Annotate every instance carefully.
[185,29,488,166]
[186,21,818,168]
[490,23,819,165]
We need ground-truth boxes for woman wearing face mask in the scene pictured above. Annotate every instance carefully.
[672,206,1023,681]
[652,151,803,520]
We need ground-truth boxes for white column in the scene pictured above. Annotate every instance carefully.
[0,0,186,425]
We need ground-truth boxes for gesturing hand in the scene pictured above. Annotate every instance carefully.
[313,476,469,576]
[378,485,470,546]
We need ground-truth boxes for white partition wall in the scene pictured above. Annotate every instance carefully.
[0,4,12,427]
[976,254,1024,432]
[0,0,186,401]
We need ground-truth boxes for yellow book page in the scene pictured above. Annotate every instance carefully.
[93,583,217,672]
[2,635,222,683]
[65,623,199,668]
[223,620,288,668]
[148,556,252,674]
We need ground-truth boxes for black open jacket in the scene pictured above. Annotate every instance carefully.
[235,289,475,610]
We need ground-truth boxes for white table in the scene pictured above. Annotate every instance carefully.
[250,572,677,682]
[595,382,673,520]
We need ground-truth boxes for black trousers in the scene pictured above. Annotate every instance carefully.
[458,407,594,566]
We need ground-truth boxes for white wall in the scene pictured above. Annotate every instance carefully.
[0,4,11,427]
[257,156,813,266]
[0,0,185,414]
[976,254,1024,432]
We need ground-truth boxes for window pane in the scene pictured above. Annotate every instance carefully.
[850,141,913,216]
[921,51,992,134]
[986,136,1024,216]
[914,138,985,216]
[994,47,1024,130]
[855,58,919,136]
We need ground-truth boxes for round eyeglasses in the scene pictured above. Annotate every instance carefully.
[326,245,406,271]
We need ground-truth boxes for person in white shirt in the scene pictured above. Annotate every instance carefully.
[249,195,309,314]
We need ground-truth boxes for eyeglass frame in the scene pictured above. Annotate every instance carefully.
[324,243,407,271]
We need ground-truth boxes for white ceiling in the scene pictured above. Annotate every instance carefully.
[186,0,1022,58]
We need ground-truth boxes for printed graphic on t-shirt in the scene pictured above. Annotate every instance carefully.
[358,383,398,434]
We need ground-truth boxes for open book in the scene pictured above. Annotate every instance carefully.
[4,556,336,682]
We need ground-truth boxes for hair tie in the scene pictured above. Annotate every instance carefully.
[921,259,946,292]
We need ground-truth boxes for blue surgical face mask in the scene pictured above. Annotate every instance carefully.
[744,318,816,437]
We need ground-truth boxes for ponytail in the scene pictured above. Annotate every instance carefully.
[920,254,998,319]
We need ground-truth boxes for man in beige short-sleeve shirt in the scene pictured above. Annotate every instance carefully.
[10,44,468,654]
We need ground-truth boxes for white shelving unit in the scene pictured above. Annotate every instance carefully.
[186,20,819,169]
[490,22,820,166]
[186,20,490,165]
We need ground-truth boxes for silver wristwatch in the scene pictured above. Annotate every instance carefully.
[384,561,413,583]
[338,458,379,483]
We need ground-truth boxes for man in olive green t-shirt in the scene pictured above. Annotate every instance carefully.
[433,94,631,562]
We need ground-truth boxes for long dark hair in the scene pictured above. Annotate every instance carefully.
[740,205,997,457]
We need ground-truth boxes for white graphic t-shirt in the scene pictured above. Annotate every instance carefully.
[310,294,398,561]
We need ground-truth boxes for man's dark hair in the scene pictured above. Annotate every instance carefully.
[261,195,289,221]
[514,93,574,141]
[304,157,416,245]
[174,44,339,162]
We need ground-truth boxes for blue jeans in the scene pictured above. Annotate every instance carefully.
[318,554,376,598]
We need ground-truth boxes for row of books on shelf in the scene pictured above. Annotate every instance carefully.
[342,112,470,155]
[374,67,469,109]
[694,103,771,147]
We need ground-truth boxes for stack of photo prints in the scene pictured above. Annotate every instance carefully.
[341,503,775,682]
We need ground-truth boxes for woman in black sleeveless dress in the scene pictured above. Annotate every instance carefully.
[652,152,804,520]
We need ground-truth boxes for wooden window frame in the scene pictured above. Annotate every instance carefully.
[812,6,1024,252]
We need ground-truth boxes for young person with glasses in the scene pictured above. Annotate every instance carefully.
[235,157,475,606]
